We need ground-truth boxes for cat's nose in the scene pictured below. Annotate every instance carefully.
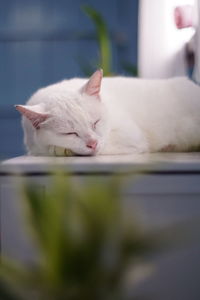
[86,139,98,150]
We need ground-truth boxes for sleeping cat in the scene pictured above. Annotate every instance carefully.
[16,69,200,156]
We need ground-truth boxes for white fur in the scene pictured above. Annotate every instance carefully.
[19,75,200,156]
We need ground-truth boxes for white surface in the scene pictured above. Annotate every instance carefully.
[1,153,200,173]
[138,0,195,78]
[193,0,200,83]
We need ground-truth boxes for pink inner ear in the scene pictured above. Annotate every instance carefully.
[82,69,103,97]
[15,105,49,129]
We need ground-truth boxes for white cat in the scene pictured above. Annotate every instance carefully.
[15,69,200,156]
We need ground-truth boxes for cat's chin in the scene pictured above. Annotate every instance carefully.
[74,145,101,156]
[75,149,98,156]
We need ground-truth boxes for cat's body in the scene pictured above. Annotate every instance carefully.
[16,70,200,156]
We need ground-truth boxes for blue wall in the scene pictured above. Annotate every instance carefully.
[0,0,139,159]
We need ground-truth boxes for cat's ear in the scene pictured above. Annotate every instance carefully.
[15,104,50,129]
[81,69,103,98]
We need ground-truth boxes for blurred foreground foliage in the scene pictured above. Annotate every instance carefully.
[0,174,156,300]
[0,173,198,300]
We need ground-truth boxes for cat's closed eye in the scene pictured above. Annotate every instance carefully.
[93,119,100,130]
[59,132,79,137]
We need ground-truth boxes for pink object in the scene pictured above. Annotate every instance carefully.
[15,105,49,129]
[82,69,103,97]
[174,5,194,29]
[86,139,98,150]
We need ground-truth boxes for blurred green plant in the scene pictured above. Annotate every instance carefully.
[122,62,138,77]
[81,5,138,77]
[0,174,159,300]
[1,173,198,300]
[81,5,113,76]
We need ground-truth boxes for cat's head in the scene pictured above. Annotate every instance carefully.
[16,70,109,156]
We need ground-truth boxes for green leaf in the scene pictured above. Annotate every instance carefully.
[82,5,113,76]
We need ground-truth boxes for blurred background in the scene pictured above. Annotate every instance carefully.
[0,0,197,159]
[1,3,200,299]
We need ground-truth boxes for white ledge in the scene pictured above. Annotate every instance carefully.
[1,153,200,174]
